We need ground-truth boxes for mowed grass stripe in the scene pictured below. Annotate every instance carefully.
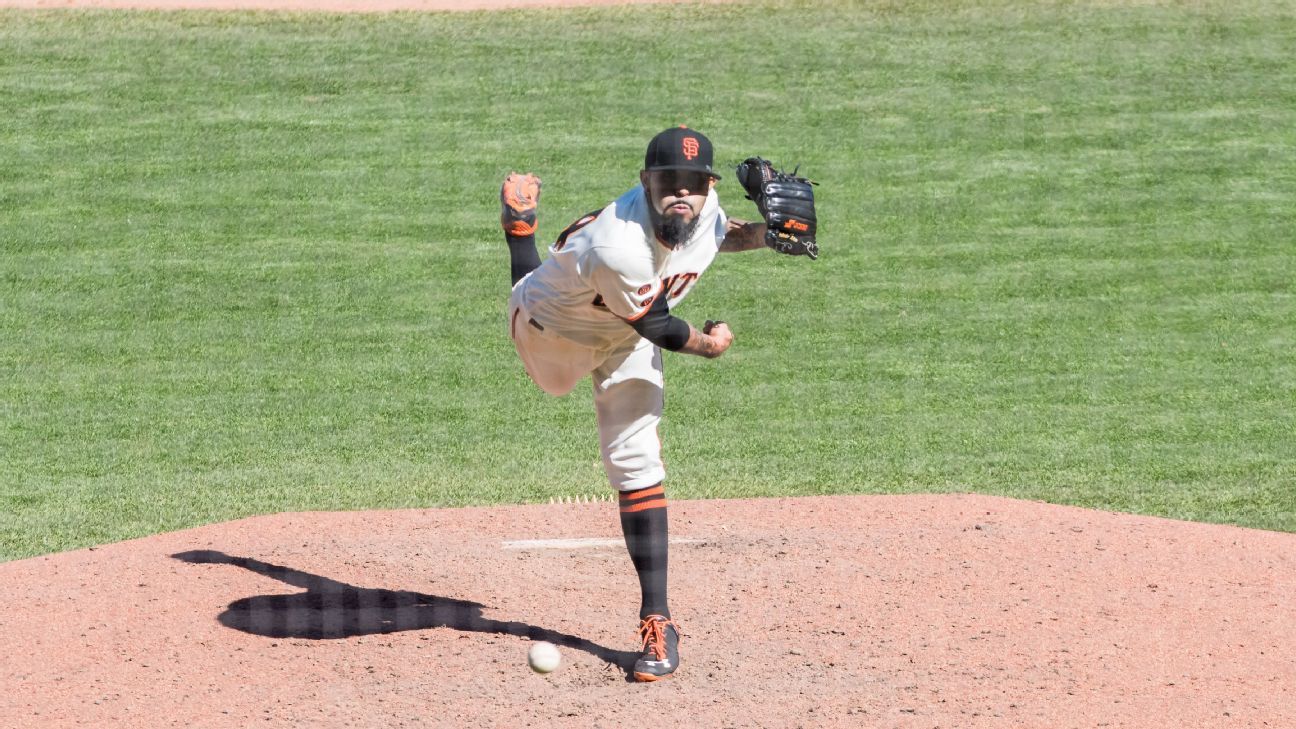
[1,0,1293,559]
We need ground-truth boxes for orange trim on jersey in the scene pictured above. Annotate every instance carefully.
[510,308,520,339]
[624,293,658,322]
[620,497,667,514]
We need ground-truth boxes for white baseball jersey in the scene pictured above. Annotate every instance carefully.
[507,182,728,491]
[516,184,727,349]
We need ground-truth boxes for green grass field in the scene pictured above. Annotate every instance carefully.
[2,0,1293,560]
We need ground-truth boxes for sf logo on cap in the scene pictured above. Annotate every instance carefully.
[682,137,699,160]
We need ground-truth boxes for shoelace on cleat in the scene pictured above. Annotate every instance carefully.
[637,617,675,661]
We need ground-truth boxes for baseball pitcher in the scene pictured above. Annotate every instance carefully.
[499,126,818,681]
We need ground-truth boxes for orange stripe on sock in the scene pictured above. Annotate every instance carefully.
[619,485,664,503]
[620,497,667,514]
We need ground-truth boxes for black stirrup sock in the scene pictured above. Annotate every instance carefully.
[619,484,670,620]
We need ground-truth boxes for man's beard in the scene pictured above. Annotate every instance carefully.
[651,208,701,248]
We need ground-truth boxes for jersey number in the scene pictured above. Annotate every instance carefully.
[551,209,603,252]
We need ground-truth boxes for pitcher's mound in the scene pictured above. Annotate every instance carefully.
[2,494,1293,727]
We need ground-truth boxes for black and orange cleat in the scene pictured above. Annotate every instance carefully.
[633,614,680,682]
[500,172,541,237]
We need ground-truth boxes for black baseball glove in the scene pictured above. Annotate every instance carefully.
[735,157,819,260]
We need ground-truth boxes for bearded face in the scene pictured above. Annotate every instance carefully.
[641,169,715,248]
[653,210,700,247]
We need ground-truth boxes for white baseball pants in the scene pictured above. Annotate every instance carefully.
[508,288,665,491]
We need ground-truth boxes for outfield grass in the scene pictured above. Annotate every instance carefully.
[1,0,1293,560]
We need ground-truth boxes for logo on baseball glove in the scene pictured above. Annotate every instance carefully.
[735,157,819,260]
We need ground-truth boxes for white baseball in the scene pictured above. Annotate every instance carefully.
[527,641,561,674]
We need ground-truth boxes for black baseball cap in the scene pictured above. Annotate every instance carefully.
[644,126,722,179]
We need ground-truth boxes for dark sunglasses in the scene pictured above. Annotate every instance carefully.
[651,169,714,192]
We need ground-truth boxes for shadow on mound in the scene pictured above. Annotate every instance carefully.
[172,549,638,678]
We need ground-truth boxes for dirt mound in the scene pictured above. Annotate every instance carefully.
[2,494,1292,727]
